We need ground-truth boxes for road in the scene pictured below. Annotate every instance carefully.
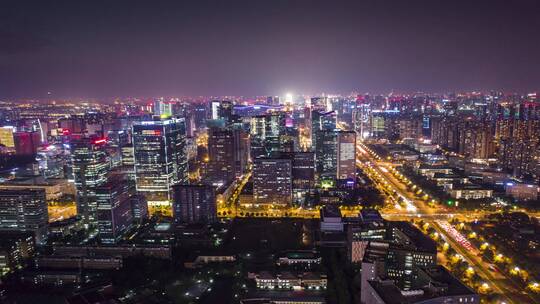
[355,142,535,304]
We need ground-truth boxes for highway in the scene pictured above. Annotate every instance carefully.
[356,142,539,304]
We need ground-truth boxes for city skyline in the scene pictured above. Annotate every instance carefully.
[1,1,539,304]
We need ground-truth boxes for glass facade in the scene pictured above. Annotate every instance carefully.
[132,118,187,207]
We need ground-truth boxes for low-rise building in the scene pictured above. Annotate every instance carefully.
[449,185,493,200]
[505,182,539,201]
[251,271,327,291]
[35,256,122,270]
[363,266,479,304]
[320,205,343,233]
[276,251,321,267]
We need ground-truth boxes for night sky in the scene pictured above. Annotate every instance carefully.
[1,0,539,98]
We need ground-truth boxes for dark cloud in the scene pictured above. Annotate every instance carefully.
[0,0,539,98]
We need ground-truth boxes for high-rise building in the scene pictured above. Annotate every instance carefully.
[130,194,148,224]
[316,130,338,182]
[132,118,187,207]
[311,110,336,151]
[95,177,135,244]
[279,152,315,204]
[250,115,266,139]
[290,152,315,203]
[14,131,41,155]
[253,157,292,205]
[265,113,285,154]
[172,184,216,224]
[71,136,110,224]
[457,120,495,159]
[398,116,423,139]
[210,100,221,120]
[210,100,234,124]
[207,125,249,185]
[58,117,85,134]
[207,127,234,185]
[0,189,48,244]
[233,127,250,177]
[337,131,356,183]
[153,98,173,117]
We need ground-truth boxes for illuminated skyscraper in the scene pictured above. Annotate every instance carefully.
[207,127,234,185]
[132,118,187,208]
[71,136,110,224]
[207,126,249,185]
[253,157,292,205]
[316,130,338,182]
[311,110,336,151]
[337,131,356,183]
[95,176,134,244]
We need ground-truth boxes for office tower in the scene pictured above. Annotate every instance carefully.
[354,102,371,139]
[193,103,208,129]
[250,137,267,160]
[265,113,285,154]
[218,100,234,124]
[250,115,266,138]
[290,152,315,203]
[370,111,386,139]
[210,100,221,120]
[0,126,14,148]
[311,97,329,111]
[95,177,134,244]
[233,127,249,176]
[207,126,248,185]
[0,189,48,244]
[207,126,234,184]
[172,184,216,224]
[250,115,267,159]
[311,110,336,151]
[315,130,338,182]
[210,100,234,123]
[337,131,356,183]
[253,157,292,205]
[153,98,173,117]
[130,194,148,224]
[132,118,187,207]
[14,130,41,155]
[71,136,110,224]
[121,145,135,166]
[58,117,85,134]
